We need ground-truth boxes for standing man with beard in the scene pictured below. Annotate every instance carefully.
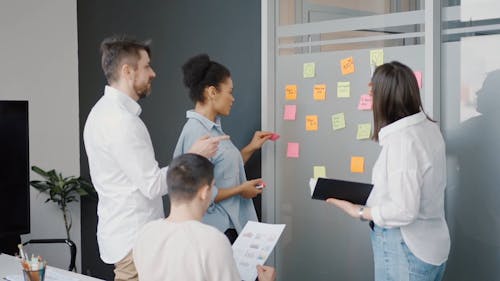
[84,35,227,281]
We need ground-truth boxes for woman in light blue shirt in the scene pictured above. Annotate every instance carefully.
[173,54,272,242]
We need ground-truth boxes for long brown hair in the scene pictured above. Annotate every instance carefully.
[371,61,432,141]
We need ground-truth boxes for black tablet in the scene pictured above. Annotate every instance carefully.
[312,178,373,205]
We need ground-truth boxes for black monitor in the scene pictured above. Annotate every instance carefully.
[0,100,30,235]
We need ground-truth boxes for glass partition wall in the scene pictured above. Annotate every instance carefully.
[262,0,500,280]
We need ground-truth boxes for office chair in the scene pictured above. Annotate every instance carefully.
[22,238,76,271]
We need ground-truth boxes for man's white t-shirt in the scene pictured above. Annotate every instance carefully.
[133,220,241,281]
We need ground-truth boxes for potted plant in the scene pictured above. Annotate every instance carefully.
[29,166,96,241]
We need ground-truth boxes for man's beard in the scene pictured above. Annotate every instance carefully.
[135,81,152,100]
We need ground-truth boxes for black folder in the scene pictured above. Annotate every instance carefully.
[312,178,373,205]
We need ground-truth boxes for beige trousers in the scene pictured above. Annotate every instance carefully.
[114,251,138,281]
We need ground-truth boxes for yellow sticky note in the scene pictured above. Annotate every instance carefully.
[303,62,315,78]
[351,156,365,173]
[331,113,346,130]
[285,84,297,100]
[337,82,350,98]
[357,123,372,140]
[305,115,318,131]
[313,166,326,178]
[341,56,355,75]
[370,49,384,66]
[313,84,326,100]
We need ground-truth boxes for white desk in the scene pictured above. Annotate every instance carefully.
[0,254,103,281]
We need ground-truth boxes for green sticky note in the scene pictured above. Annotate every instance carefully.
[356,123,372,140]
[337,81,350,98]
[303,62,315,78]
[370,49,384,66]
[313,166,326,178]
[331,113,346,130]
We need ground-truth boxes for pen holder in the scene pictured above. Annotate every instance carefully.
[22,267,45,281]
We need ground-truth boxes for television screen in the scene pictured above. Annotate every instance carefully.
[0,100,30,235]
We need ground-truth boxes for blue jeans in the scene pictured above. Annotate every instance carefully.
[370,225,446,281]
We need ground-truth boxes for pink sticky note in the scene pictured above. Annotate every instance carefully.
[284,105,297,120]
[414,71,422,88]
[358,94,373,110]
[270,133,280,141]
[286,142,299,158]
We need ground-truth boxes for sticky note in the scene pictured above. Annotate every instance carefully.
[341,56,355,75]
[351,156,365,173]
[303,62,315,78]
[357,94,373,110]
[283,105,297,120]
[287,142,300,158]
[285,84,297,100]
[370,49,384,66]
[270,133,280,141]
[414,71,422,88]
[337,82,350,98]
[305,115,318,131]
[313,84,326,100]
[356,123,372,140]
[313,166,326,179]
[331,113,346,130]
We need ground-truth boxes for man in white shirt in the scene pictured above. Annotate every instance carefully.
[84,35,227,281]
[133,153,275,281]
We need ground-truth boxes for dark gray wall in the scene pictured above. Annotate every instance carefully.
[78,1,261,278]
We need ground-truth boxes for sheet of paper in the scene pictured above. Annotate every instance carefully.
[341,56,355,75]
[337,81,350,98]
[351,156,365,173]
[356,123,372,140]
[331,113,346,130]
[370,49,384,66]
[286,142,300,158]
[305,115,318,131]
[313,84,326,100]
[303,62,315,78]
[313,166,326,178]
[283,105,297,120]
[414,71,422,88]
[232,221,286,281]
[309,178,318,196]
[357,94,373,110]
[285,84,297,100]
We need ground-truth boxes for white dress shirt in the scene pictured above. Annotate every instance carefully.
[366,111,450,265]
[83,86,168,264]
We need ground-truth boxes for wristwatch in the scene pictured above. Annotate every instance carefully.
[358,206,368,221]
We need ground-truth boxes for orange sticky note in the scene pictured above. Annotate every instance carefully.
[305,115,318,131]
[287,142,300,158]
[351,156,365,173]
[341,56,355,75]
[285,85,297,100]
[313,84,326,100]
[283,104,297,120]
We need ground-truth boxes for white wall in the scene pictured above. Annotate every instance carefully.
[0,0,81,270]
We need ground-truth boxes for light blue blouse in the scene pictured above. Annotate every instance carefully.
[173,110,257,233]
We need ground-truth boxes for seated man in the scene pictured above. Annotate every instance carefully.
[133,153,276,281]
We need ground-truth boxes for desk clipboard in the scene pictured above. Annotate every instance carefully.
[310,177,373,205]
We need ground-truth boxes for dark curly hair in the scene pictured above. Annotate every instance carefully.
[182,54,231,103]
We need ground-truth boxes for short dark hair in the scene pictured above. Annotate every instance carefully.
[100,35,152,84]
[167,153,214,202]
[182,54,231,103]
[371,61,431,141]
